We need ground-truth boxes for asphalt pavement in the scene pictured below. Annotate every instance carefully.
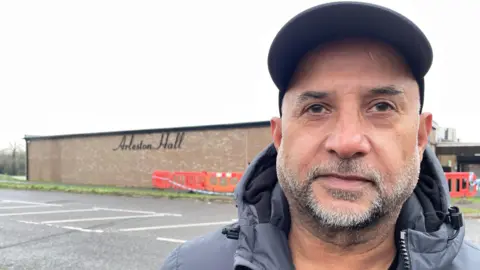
[0,189,479,270]
[0,190,237,270]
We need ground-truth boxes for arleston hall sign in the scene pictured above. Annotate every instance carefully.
[113,132,185,151]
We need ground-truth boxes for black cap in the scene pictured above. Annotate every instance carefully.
[268,1,433,115]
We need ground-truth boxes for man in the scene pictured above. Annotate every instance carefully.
[162,2,480,270]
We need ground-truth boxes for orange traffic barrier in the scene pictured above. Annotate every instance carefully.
[171,171,208,191]
[152,170,209,191]
[152,170,174,189]
[152,170,243,193]
[204,172,242,193]
[445,172,478,198]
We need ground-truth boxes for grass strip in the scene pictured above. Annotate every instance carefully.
[458,207,480,214]
[1,179,476,208]
[451,197,480,216]
[452,197,480,204]
[0,174,21,181]
[0,181,234,203]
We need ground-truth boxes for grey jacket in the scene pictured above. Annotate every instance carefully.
[161,144,480,270]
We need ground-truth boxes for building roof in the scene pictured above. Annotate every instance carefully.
[436,142,480,148]
[24,120,271,141]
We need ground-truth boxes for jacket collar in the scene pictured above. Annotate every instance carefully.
[232,144,464,270]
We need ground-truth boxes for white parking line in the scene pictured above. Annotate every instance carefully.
[0,204,61,210]
[1,200,62,206]
[92,207,158,215]
[17,220,40,225]
[61,226,104,233]
[156,237,186,243]
[41,213,182,224]
[17,220,104,233]
[118,220,234,232]
[0,208,98,217]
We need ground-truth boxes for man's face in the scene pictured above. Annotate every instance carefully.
[272,39,432,230]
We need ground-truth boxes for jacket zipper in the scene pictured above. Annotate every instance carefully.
[399,230,411,270]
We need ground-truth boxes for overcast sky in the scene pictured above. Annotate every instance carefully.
[1,0,479,150]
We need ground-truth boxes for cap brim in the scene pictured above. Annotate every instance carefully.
[268,1,433,92]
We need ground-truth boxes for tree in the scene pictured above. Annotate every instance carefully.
[0,142,26,176]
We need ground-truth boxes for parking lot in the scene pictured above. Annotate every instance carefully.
[1,189,480,270]
[0,189,237,270]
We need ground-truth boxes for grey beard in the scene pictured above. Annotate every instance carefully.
[276,145,420,233]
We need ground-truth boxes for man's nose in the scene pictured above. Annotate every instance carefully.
[324,113,371,159]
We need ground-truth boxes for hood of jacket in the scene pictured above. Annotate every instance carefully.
[232,143,464,270]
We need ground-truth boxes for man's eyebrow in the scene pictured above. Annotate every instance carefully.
[368,86,404,96]
[296,91,329,103]
[293,87,403,105]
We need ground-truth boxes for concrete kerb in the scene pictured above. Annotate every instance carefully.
[464,213,480,219]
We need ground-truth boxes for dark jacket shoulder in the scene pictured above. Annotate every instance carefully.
[160,227,237,270]
[450,240,480,269]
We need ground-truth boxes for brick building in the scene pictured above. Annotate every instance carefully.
[24,121,272,187]
[26,119,462,188]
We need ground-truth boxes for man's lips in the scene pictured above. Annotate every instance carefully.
[315,174,373,191]
[319,174,372,182]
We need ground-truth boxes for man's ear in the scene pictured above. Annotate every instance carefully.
[418,112,433,158]
[271,117,282,150]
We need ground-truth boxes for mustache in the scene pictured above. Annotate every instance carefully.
[306,159,381,185]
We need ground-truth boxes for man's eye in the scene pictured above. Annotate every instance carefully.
[307,104,326,114]
[371,102,394,112]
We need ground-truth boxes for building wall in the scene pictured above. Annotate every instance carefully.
[27,125,272,187]
[464,164,480,178]
[437,154,457,171]
[428,128,437,153]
